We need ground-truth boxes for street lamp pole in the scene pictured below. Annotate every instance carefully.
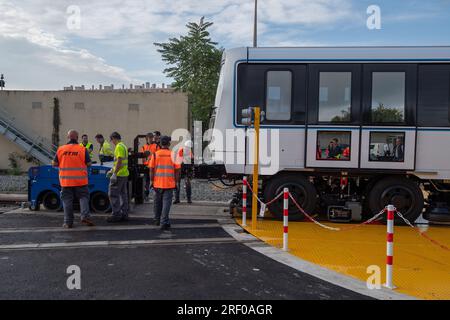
[253,0,258,47]
[0,74,5,91]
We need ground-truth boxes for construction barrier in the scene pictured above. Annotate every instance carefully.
[283,188,289,252]
[385,204,395,289]
[242,176,248,227]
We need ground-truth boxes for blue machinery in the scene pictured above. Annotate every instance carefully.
[28,165,112,213]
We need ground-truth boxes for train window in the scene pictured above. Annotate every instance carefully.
[318,72,351,122]
[417,65,450,127]
[369,132,405,162]
[316,131,351,161]
[266,71,292,121]
[371,72,405,123]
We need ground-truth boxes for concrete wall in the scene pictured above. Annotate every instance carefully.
[0,89,189,170]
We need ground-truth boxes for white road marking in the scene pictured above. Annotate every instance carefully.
[0,237,237,251]
[0,223,221,234]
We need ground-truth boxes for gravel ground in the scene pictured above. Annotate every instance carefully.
[0,175,237,202]
[0,175,28,193]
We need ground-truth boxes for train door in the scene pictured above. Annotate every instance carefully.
[359,64,417,170]
[305,64,362,168]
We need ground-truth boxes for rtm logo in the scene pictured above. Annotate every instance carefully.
[366,265,382,290]
[63,151,79,156]
[367,5,382,30]
[66,265,81,290]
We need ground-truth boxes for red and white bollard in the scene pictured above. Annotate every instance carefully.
[283,188,289,252]
[242,176,247,227]
[384,204,396,289]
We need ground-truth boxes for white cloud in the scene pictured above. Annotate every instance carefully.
[0,0,356,89]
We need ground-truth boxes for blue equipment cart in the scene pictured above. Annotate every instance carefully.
[28,165,111,213]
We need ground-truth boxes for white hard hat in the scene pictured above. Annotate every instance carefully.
[184,140,193,148]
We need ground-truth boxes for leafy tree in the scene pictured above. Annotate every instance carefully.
[155,17,223,125]
[331,109,351,122]
[371,103,404,123]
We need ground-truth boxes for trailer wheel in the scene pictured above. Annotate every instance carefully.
[264,174,317,221]
[368,177,424,225]
[90,192,111,213]
[41,191,62,211]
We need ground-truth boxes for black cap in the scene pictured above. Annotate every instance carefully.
[160,135,171,146]
[153,131,161,136]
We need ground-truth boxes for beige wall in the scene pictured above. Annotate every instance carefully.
[0,89,189,171]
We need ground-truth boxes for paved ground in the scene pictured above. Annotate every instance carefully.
[0,202,371,300]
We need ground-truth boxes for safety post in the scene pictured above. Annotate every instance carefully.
[283,188,289,251]
[251,107,261,230]
[384,204,396,289]
[242,176,248,227]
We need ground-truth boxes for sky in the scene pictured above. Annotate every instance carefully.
[1,0,450,90]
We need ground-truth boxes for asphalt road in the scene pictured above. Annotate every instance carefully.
[0,203,371,300]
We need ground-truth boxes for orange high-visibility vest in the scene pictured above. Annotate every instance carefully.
[176,147,193,165]
[140,144,152,166]
[149,143,160,155]
[56,144,88,187]
[149,149,180,189]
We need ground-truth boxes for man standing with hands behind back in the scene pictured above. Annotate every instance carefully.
[149,136,180,230]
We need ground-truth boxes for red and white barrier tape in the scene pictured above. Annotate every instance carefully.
[395,209,450,252]
[243,178,284,207]
[242,176,248,227]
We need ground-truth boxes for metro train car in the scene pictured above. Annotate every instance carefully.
[208,46,450,224]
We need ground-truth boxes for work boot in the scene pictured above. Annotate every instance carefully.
[106,216,122,223]
[187,199,192,204]
[173,200,180,205]
[120,215,129,222]
[160,224,171,231]
[63,223,73,229]
[81,218,95,227]
[153,219,160,226]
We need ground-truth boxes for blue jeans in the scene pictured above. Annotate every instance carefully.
[153,188,173,226]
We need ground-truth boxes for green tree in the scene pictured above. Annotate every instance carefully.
[155,17,223,125]
[371,103,404,123]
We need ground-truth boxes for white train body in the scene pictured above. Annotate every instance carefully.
[209,46,450,223]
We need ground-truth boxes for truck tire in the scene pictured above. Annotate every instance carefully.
[368,176,424,225]
[41,191,62,211]
[264,173,317,221]
[90,192,111,213]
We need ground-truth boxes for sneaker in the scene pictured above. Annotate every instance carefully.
[160,224,171,231]
[81,218,95,227]
[63,223,73,229]
[106,216,122,223]
[153,219,160,226]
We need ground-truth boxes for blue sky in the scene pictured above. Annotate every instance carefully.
[1,0,450,90]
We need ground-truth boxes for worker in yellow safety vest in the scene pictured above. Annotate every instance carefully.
[95,133,114,163]
[80,134,94,157]
[106,132,130,223]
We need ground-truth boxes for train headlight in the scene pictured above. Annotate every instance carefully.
[241,107,254,126]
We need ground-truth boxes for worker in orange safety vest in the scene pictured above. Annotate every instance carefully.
[149,135,180,230]
[173,140,193,204]
[52,129,95,229]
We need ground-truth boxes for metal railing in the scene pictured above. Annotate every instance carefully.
[0,107,58,164]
